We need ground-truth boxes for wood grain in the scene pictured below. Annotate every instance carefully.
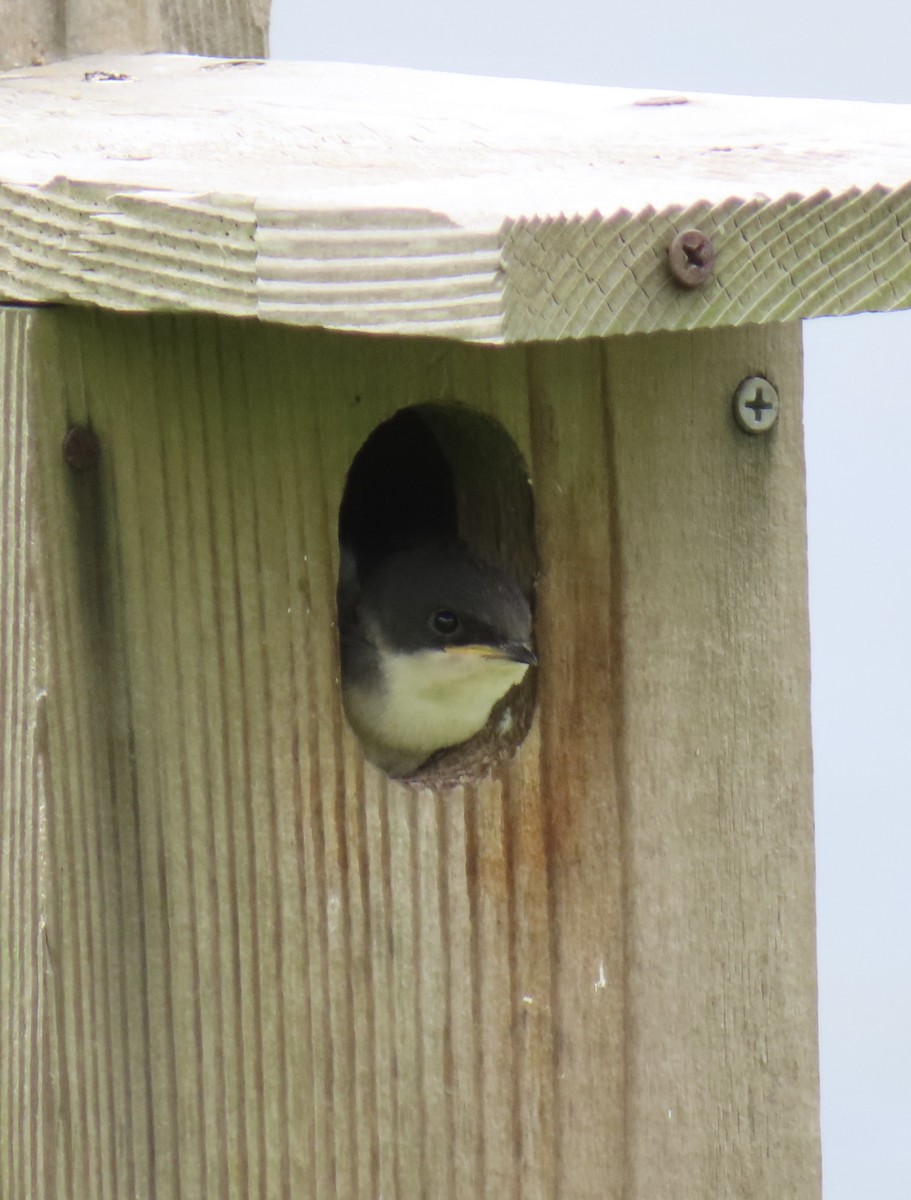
[0,0,268,70]
[4,307,819,1197]
[2,55,911,341]
[604,325,819,1195]
[0,309,47,1200]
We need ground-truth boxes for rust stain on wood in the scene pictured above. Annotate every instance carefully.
[2,309,819,1199]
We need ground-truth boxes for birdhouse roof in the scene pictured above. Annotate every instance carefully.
[3,53,911,343]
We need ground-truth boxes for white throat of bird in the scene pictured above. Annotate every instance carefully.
[343,637,530,776]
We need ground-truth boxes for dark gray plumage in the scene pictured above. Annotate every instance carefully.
[339,543,535,775]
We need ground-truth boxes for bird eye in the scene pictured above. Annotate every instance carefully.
[431,609,460,636]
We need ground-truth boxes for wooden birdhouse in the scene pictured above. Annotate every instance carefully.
[5,41,911,1200]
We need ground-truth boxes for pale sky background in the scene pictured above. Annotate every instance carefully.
[269,4,911,1194]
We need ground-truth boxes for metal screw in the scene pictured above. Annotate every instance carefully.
[668,229,715,288]
[732,377,779,434]
[62,425,101,470]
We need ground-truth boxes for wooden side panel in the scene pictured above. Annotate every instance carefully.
[11,309,818,1198]
[0,310,48,1200]
[602,326,821,1195]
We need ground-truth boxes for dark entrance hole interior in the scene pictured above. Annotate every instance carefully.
[338,403,537,784]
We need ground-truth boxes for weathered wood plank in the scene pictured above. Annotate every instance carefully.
[2,54,911,341]
[0,309,47,1200]
[526,339,626,1194]
[602,324,819,1194]
[0,0,268,70]
[7,307,818,1197]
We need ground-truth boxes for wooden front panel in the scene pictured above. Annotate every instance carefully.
[8,309,818,1198]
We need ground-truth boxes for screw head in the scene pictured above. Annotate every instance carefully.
[62,425,101,470]
[668,229,715,288]
[733,377,779,434]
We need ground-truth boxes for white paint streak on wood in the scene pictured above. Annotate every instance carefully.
[1,54,911,339]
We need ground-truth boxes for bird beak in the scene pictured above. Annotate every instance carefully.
[444,641,537,667]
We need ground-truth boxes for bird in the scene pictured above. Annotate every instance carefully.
[338,541,536,776]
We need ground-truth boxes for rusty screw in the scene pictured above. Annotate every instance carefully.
[62,425,100,471]
[732,376,779,434]
[668,229,715,288]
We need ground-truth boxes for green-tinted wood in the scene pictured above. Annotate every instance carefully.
[0,309,46,1200]
[603,325,819,1195]
[4,308,818,1198]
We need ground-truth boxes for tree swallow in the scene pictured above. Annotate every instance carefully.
[339,542,536,776]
